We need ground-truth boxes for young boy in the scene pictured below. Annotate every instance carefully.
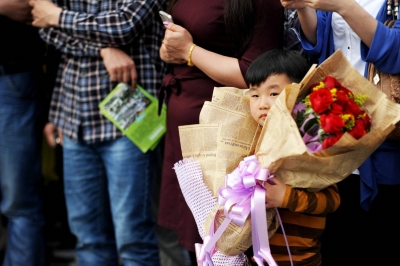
[244,49,340,266]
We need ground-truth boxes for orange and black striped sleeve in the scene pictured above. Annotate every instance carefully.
[280,184,340,215]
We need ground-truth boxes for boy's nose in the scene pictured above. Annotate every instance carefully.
[260,98,271,109]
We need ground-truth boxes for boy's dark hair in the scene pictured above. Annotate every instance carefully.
[245,49,311,87]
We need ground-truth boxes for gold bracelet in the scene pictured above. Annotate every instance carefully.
[187,44,196,67]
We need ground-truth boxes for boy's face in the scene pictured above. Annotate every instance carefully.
[249,74,292,127]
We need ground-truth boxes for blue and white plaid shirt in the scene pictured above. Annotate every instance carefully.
[40,0,167,143]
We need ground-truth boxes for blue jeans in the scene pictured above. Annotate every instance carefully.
[63,136,160,266]
[0,69,45,266]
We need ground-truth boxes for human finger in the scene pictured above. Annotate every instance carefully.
[28,0,36,8]
[43,123,56,147]
[163,22,180,32]
[109,67,118,82]
[269,177,282,186]
[159,45,170,62]
[116,68,123,85]
[122,66,131,84]
[130,66,137,90]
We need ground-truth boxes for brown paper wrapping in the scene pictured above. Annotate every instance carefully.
[255,50,400,190]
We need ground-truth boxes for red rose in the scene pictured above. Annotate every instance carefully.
[338,86,353,97]
[349,120,367,139]
[322,132,344,149]
[320,113,345,135]
[310,88,333,114]
[332,78,351,93]
[330,102,343,115]
[344,100,362,116]
[324,76,337,89]
[358,111,371,129]
[335,89,350,104]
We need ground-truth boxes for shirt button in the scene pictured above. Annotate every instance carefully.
[81,71,87,76]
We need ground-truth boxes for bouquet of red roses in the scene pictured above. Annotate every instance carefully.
[292,76,371,152]
[255,50,400,190]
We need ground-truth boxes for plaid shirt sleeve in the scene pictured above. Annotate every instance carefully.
[39,28,103,57]
[58,0,164,46]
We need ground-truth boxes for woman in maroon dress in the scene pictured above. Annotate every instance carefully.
[158,0,283,263]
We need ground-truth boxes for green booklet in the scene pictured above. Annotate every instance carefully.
[99,83,166,153]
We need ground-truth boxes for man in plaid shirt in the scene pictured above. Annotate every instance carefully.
[30,0,167,264]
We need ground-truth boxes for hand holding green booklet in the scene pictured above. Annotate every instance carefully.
[99,83,166,153]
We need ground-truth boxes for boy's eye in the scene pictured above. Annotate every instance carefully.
[270,92,280,97]
[251,94,259,98]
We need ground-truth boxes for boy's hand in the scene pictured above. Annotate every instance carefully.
[264,177,286,209]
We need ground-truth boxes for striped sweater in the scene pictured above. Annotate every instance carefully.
[247,183,340,266]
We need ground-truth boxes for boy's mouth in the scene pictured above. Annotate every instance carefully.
[259,113,268,119]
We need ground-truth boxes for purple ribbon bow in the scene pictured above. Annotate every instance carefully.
[195,155,277,266]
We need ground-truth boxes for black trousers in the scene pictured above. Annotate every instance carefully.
[321,174,400,265]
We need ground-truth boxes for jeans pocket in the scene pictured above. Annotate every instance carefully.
[0,67,37,99]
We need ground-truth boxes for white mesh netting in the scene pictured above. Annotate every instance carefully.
[174,158,248,266]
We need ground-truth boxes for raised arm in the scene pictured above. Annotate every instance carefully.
[281,0,318,46]
[304,0,377,47]
[283,0,400,73]
[283,0,378,47]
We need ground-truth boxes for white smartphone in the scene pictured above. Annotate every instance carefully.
[159,11,173,23]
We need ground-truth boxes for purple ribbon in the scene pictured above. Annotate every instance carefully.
[299,112,316,132]
[297,112,324,153]
[292,102,307,115]
[303,133,323,153]
[195,155,277,266]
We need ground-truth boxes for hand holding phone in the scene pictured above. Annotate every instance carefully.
[159,11,173,24]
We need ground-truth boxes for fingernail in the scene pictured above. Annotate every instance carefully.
[163,21,169,26]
